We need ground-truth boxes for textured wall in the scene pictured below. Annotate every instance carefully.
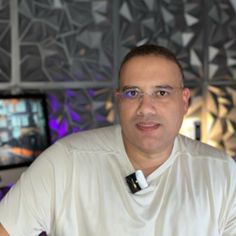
[0,0,236,158]
[18,0,115,142]
[0,1,11,82]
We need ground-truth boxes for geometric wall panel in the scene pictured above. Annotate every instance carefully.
[0,0,11,82]
[204,85,236,159]
[18,0,113,82]
[119,0,205,84]
[46,87,114,143]
[207,1,236,81]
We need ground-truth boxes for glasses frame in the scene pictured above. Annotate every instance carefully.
[116,85,184,102]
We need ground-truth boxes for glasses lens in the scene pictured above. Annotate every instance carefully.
[121,88,140,99]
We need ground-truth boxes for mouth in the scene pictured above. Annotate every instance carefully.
[136,122,160,132]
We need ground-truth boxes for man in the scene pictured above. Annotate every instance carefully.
[0,44,236,236]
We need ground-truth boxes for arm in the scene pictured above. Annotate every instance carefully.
[0,152,54,235]
[0,223,9,236]
[0,142,67,235]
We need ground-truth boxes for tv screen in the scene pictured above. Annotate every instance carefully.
[0,94,50,187]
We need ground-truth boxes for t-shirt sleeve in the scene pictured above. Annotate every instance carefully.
[222,204,236,236]
[222,158,236,236]
[0,144,58,236]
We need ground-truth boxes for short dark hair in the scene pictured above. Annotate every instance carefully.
[118,44,184,84]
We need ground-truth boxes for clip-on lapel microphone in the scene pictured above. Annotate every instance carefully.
[126,170,148,194]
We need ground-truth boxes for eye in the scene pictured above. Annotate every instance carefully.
[122,89,140,99]
[154,89,171,97]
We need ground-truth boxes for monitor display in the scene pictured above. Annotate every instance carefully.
[0,94,50,188]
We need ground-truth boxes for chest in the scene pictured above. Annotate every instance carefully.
[53,166,225,236]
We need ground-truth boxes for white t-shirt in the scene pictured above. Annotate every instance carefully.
[0,125,236,236]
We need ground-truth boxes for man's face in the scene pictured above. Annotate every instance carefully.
[116,55,190,156]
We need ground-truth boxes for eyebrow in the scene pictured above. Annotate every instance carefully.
[121,86,139,91]
[121,85,176,90]
[154,85,175,90]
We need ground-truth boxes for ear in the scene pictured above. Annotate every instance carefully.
[114,89,122,106]
[182,88,191,113]
[114,89,119,99]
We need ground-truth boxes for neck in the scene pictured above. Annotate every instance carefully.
[124,143,174,177]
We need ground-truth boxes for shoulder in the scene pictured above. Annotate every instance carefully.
[31,125,121,172]
[25,125,122,187]
[55,124,120,153]
[176,134,236,173]
[175,135,236,191]
[177,134,231,161]
[176,134,236,174]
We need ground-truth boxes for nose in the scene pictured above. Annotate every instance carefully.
[136,93,156,116]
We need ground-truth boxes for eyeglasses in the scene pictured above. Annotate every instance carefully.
[116,86,183,102]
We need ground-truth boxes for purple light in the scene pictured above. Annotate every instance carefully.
[87,89,96,97]
[65,89,75,97]
[69,110,81,122]
[72,127,80,133]
[58,118,68,138]
[49,95,60,113]
[49,118,68,138]
[49,119,59,130]
[0,185,11,201]
[95,114,106,122]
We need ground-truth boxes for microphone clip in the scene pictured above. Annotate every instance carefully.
[126,170,148,194]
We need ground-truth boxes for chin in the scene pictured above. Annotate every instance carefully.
[138,142,161,153]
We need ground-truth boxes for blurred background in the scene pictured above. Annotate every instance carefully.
[0,0,235,160]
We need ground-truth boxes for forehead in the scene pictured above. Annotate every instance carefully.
[119,55,183,88]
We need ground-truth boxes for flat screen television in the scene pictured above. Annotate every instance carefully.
[0,94,50,188]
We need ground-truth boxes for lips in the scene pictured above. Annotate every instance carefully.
[136,122,160,131]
